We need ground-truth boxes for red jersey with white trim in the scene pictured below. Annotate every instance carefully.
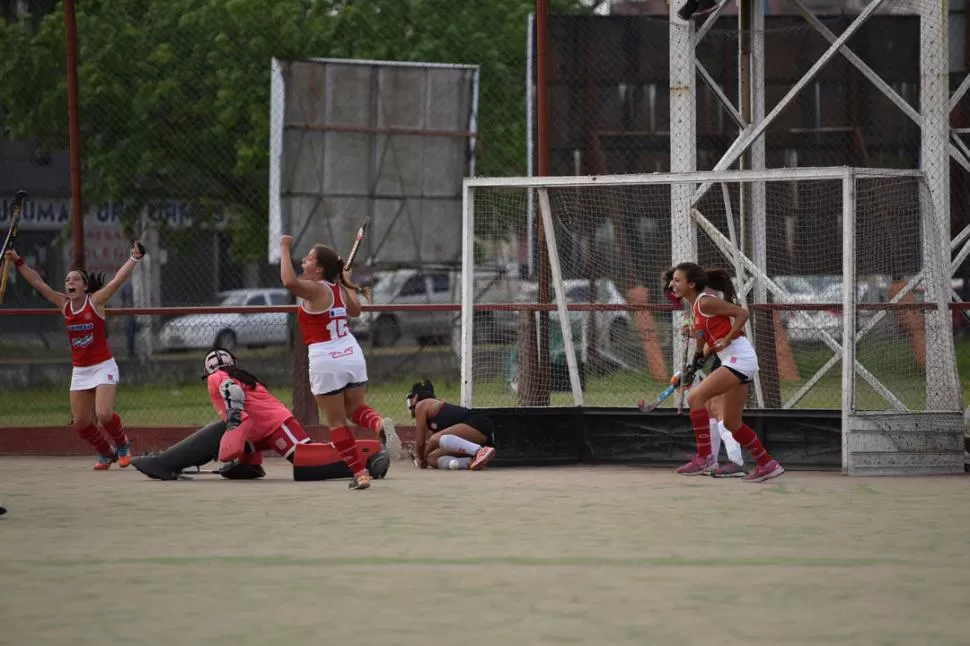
[64,296,113,367]
[297,281,352,346]
[692,292,741,346]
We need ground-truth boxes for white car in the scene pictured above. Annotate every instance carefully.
[157,288,291,352]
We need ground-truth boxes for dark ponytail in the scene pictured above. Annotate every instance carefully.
[224,366,262,390]
[672,262,738,304]
[706,268,738,304]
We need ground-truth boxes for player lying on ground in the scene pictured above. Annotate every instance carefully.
[5,242,144,470]
[662,269,746,478]
[667,263,784,482]
[130,348,389,481]
[407,379,496,470]
[280,234,394,491]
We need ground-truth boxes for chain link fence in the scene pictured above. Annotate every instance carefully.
[1,1,968,428]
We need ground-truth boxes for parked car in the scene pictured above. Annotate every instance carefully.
[457,278,635,363]
[355,268,524,347]
[157,288,291,352]
[783,276,894,344]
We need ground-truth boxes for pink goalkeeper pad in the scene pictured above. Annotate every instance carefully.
[218,418,253,462]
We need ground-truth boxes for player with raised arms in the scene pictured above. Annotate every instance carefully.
[5,241,144,470]
[406,379,496,471]
[279,233,392,490]
[667,262,784,482]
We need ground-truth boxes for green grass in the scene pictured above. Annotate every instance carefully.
[4,339,969,427]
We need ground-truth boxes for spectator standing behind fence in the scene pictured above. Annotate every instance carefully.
[4,241,145,470]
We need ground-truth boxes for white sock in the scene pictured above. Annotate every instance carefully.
[437,456,472,470]
[708,417,722,461]
[438,434,481,456]
[720,422,744,466]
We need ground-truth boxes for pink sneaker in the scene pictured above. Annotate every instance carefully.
[469,446,496,471]
[675,454,717,476]
[742,459,785,483]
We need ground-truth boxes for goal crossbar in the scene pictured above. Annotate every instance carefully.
[464,167,923,190]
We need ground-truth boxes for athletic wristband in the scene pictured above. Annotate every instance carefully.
[14,257,24,268]
[130,254,142,263]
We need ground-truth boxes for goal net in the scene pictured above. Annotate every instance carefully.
[459,168,963,472]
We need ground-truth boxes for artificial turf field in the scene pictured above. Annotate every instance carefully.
[1,457,968,646]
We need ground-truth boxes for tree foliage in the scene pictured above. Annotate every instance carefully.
[0,0,595,260]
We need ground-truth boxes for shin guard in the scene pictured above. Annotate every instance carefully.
[101,413,129,446]
[330,426,365,475]
[351,405,383,434]
[77,424,114,458]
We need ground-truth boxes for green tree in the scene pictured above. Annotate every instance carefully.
[0,0,594,259]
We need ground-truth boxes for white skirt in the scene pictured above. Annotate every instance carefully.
[716,336,759,380]
[307,338,368,396]
[70,358,120,391]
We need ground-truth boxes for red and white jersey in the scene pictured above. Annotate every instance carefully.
[206,370,293,436]
[692,292,742,347]
[297,281,354,346]
[64,296,113,367]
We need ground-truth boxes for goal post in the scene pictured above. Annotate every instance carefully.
[460,167,964,475]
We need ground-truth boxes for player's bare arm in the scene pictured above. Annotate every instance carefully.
[279,234,330,308]
[6,249,65,307]
[90,241,145,308]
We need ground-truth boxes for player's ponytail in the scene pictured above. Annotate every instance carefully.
[224,366,262,390]
[706,268,738,304]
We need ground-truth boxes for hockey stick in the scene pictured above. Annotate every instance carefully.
[637,369,706,412]
[676,313,693,414]
[344,222,371,300]
[0,190,28,305]
[344,222,367,270]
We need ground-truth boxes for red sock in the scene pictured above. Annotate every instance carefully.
[330,426,365,475]
[730,423,773,467]
[77,424,114,458]
[688,408,712,458]
[351,405,383,434]
[101,413,129,446]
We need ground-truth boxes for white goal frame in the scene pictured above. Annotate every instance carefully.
[461,167,964,475]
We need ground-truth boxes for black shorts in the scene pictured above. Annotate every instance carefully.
[466,414,495,447]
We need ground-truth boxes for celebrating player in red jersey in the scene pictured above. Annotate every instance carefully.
[666,262,784,483]
[279,234,393,490]
[5,241,145,470]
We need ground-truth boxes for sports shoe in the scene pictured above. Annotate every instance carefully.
[381,417,403,460]
[116,443,132,468]
[348,470,372,490]
[711,462,747,478]
[0,505,6,516]
[675,454,717,476]
[94,453,117,471]
[469,446,496,471]
[742,459,785,483]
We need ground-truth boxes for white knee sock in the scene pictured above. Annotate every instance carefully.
[709,417,722,461]
[719,422,744,466]
[438,434,481,456]
[437,456,472,470]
